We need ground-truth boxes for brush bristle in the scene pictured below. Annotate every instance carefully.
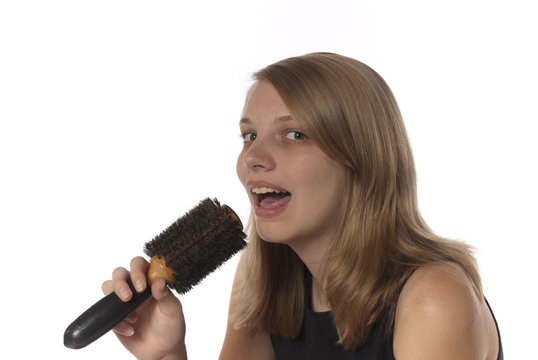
[143,198,247,294]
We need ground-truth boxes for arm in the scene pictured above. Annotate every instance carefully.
[219,253,276,360]
[393,262,499,360]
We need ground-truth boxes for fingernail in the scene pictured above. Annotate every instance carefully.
[119,288,131,301]
[114,324,134,337]
[135,280,145,292]
[126,312,138,323]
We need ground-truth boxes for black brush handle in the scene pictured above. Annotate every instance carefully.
[64,279,151,349]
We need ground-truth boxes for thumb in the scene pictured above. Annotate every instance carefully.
[151,278,182,317]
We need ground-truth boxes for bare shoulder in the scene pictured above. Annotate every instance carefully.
[393,261,499,360]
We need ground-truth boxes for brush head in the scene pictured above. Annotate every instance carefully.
[143,198,247,294]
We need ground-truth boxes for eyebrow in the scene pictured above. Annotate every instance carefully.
[239,115,294,125]
[277,115,294,122]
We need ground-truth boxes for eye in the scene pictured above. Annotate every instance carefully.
[284,130,308,141]
[241,131,257,142]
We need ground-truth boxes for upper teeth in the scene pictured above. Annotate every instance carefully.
[251,186,284,194]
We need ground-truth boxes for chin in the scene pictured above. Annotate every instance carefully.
[256,230,287,245]
[254,222,294,245]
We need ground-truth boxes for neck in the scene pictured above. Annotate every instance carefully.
[287,237,332,312]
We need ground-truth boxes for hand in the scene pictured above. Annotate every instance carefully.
[102,256,187,360]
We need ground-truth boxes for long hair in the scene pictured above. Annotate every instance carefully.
[232,53,482,350]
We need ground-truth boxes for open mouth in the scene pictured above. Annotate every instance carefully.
[250,186,292,209]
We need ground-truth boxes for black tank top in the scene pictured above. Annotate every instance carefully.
[271,274,504,359]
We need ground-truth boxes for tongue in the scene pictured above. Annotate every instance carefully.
[259,193,291,209]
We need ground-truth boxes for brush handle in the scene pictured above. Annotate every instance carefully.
[64,279,151,349]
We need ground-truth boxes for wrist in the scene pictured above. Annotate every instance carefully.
[160,344,187,360]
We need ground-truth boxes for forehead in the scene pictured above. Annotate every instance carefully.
[241,81,291,121]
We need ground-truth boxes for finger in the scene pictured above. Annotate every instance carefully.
[151,278,182,317]
[125,311,138,324]
[112,267,132,302]
[113,321,135,337]
[101,280,113,295]
[130,256,150,293]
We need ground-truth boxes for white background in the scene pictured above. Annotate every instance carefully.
[1,1,536,358]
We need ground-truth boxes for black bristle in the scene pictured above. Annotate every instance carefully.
[143,198,247,294]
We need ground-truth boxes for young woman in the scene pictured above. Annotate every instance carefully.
[103,53,503,359]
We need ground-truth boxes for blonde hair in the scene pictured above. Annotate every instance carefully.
[233,53,482,350]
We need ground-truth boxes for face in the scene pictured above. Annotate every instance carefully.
[236,81,347,252]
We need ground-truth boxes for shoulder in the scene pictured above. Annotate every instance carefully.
[393,261,499,360]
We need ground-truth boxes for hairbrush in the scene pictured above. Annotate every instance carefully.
[64,198,247,349]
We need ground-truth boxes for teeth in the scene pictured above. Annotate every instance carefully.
[250,186,283,194]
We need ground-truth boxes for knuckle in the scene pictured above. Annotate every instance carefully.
[101,280,112,294]
[130,256,148,269]
[112,266,127,278]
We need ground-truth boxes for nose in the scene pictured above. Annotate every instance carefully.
[241,136,275,171]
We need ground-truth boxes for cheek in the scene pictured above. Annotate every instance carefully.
[303,160,347,206]
[236,151,246,183]
[299,157,345,191]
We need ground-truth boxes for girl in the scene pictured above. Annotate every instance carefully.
[104,53,502,359]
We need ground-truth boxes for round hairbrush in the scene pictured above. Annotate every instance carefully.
[64,198,247,349]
